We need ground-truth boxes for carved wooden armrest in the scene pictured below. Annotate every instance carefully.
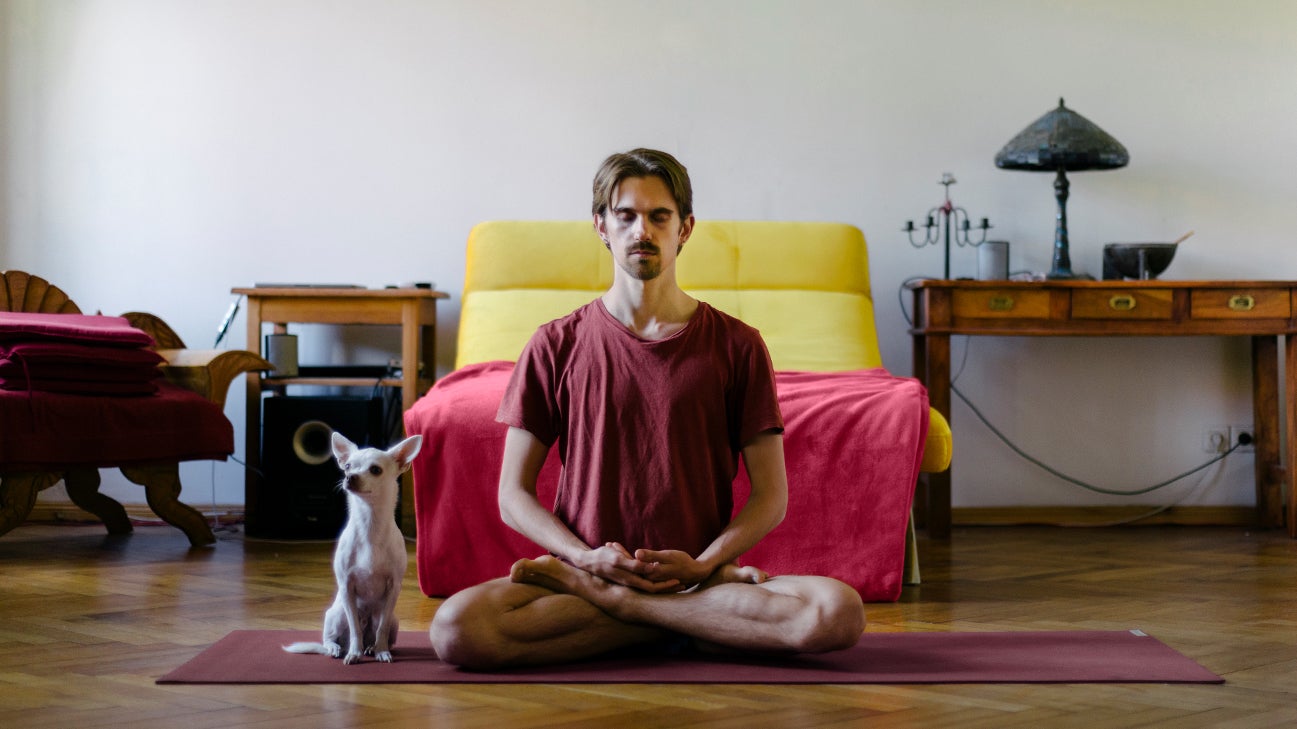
[156,348,273,408]
[120,311,186,349]
[119,311,272,407]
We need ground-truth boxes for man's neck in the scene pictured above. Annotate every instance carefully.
[601,276,698,341]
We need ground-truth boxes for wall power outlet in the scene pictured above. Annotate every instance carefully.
[1203,428,1230,453]
[1229,425,1255,453]
[1203,425,1256,454]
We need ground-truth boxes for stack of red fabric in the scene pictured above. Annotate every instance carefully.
[0,312,164,395]
[0,311,233,471]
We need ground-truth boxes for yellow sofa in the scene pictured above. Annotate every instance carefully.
[406,220,950,600]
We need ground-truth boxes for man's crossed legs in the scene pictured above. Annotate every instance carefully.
[430,556,865,670]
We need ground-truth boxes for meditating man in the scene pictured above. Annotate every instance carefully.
[430,148,864,670]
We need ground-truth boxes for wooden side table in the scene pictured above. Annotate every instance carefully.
[232,286,449,535]
[908,279,1297,539]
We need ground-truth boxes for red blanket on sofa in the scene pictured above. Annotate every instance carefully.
[404,361,928,602]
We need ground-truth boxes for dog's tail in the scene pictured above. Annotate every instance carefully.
[281,641,332,655]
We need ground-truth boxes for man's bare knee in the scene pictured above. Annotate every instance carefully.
[429,586,507,669]
[428,592,475,666]
[793,578,865,653]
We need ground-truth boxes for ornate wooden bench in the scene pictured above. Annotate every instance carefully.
[0,271,270,546]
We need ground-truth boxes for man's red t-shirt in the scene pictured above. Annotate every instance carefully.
[497,299,784,558]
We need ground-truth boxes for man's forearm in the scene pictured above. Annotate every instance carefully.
[694,431,789,576]
[498,486,593,563]
[694,486,786,575]
[497,426,592,562]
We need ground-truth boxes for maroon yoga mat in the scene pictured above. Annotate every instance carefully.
[158,629,1222,685]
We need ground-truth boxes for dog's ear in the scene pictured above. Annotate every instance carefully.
[331,431,358,465]
[388,435,423,471]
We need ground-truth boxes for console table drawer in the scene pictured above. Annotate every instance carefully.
[1191,289,1292,319]
[1071,288,1173,319]
[952,289,1051,319]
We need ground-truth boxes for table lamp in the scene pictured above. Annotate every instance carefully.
[994,98,1129,279]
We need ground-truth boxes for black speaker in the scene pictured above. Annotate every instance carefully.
[248,395,386,539]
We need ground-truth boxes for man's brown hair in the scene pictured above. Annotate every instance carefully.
[591,148,693,220]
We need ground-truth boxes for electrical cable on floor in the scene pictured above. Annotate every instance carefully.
[1053,459,1221,528]
[206,460,241,538]
[210,460,217,530]
[229,454,265,479]
[952,383,1242,496]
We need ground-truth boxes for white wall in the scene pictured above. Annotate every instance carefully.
[3,0,1294,511]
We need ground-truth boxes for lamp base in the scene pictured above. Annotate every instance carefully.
[1044,171,1101,281]
[1046,270,1095,281]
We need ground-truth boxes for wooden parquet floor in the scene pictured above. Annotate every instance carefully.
[1,522,1294,728]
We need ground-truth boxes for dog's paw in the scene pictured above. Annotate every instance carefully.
[374,650,394,663]
[324,642,342,659]
[343,651,364,665]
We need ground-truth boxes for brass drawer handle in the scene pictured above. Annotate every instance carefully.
[1108,294,1137,311]
[1228,294,1256,312]
[987,296,1015,311]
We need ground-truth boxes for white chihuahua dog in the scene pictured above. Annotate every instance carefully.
[283,431,422,664]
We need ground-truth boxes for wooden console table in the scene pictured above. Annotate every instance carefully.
[233,286,448,534]
[908,279,1297,539]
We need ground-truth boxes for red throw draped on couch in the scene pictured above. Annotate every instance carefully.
[404,361,928,602]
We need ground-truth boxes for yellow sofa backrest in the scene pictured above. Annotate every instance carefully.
[457,220,883,372]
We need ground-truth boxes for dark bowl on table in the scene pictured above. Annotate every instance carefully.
[1102,243,1178,280]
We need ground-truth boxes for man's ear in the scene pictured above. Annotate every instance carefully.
[592,213,610,249]
[678,214,696,250]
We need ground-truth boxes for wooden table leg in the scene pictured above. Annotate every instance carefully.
[398,301,421,537]
[1252,336,1283,529]
[910,284,953,540]
[911,329,929,529]
[925,333,952,539]
[243,297,264,535]
[1287,335,1296,538]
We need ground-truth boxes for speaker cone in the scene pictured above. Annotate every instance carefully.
[292,420,335,465]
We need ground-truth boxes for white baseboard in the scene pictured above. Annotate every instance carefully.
[28,500,244,526]
[951,505,1256,527]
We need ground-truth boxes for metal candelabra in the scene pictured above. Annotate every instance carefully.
[904,173,992,279]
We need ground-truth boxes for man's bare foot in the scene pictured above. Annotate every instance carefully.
[511,555,574,591]
[704,563,768,588]
[511,555,625,611]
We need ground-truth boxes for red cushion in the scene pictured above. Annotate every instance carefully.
[0,379,159,395]
[0,382,232,470]
[0,340,165,368]
[0,341,163,393]
[0,312,155,347]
